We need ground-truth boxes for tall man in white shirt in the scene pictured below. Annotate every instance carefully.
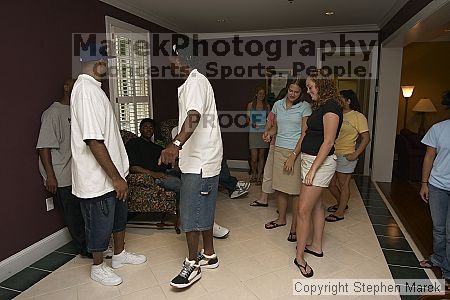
[160,44,223,288]
[71,45,146,286]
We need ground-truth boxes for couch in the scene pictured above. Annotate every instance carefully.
[121,129,180,233]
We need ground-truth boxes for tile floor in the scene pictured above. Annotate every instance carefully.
[7,174,416,299]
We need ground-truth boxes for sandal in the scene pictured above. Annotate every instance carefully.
[250,200,268,207]
[304,247,323,257]
[325,214,344,222]
[327,204,349,213]
[294,259,313,278]
[287,232,297,242]
[419,259,436,269]
[265,220,286,229]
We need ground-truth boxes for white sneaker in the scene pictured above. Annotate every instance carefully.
[91,262,123,286]
[213,223,230,239]
[237,181,250,191]
[230,187,248,199]
[111,250,147,269]
[103,242,114,259]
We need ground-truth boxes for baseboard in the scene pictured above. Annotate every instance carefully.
[227,159,249,170]
[0,228,71,282]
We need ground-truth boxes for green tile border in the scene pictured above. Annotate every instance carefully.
[0,287,20,300]
[0,267,49,292]
[30,252,75,271]
[0,241,77,297]
[354,175,432,300]
[354,176,428,277]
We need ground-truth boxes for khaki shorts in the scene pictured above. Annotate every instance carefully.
[272,146,301,195]
[301,153,337,188]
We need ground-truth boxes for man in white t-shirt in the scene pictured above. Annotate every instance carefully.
[71,45,146,286]
[160,44,223,288]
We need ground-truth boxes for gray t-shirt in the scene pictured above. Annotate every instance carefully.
[36,102,72,187]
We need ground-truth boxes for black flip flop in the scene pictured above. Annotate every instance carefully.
[327,205,349,213]
[294,259,313,278]
[304,247,323,257]
[287,232,297,242]
[250,200,268,207]
[265,221,286,229]
[325,214,344,222]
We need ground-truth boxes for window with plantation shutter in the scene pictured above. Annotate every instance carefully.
[106,17,153,135]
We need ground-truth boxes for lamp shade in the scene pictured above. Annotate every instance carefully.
[401,86,415,98]
[413,98,437,113]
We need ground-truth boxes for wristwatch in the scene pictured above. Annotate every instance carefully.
[172,139,182,149]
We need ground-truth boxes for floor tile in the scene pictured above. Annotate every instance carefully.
[33,286,78,300]
[389,264,429,281]
[363,199,388,207]
[30,252,75,271]
[116,285,168,299]
[160,280,208,300]
[366,206,393,216]
[369,215,397,226]
[378,236,413,252]
[373,224,405,238]
[5,175,422,299]
[0,287,20,300]
[0,267,49,292]
[383,249,420,268]
[55,241,79,255]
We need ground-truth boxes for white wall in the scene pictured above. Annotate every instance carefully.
[371,46,403,182]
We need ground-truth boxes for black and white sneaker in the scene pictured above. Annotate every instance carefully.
[170,258,201,288]
[197,249,219,269]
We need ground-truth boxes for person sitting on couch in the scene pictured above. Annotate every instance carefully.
[126,118,181,199]
[127,119,230,239]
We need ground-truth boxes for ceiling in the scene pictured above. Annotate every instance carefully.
[403,1,450,44]
[101,0,409,33]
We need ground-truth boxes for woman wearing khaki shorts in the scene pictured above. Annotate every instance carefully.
[326,90,370,222]
[294,71,344,278]
[262,78,312,243]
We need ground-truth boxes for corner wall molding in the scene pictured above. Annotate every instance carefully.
[0,228,71,282]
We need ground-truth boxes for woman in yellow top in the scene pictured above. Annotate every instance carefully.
[326,90,370,222]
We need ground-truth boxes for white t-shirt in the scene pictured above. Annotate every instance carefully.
[70,74,129,198]
[36,102,72,187]
[177,69,223,178]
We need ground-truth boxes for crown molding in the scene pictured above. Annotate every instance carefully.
[100,0,183,32]
[378,0,410,29]
[194,24,379,39]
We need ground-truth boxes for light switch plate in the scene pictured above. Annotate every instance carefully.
[46,197,54,211]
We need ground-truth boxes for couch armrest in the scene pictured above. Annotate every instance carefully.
[126,173,157,187]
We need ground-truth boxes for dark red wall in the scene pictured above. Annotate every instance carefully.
[0,0,179,261]
[1,0,262,261]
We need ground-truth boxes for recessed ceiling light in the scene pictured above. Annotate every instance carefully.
[325,11,334,16]
[216,19,225,23]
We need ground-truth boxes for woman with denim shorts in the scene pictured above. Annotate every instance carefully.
[326,90,370,222]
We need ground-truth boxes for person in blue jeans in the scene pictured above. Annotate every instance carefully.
[126,118,181,200]
[419,91,450,291]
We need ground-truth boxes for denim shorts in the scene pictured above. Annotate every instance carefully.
[179,173,219,232]
[79,191,127,253]
[335,155,358,174]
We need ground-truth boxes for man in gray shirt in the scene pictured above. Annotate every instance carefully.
[37,79,89,257]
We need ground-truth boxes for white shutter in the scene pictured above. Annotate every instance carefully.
[107,20,153,135]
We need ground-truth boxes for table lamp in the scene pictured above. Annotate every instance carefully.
[413,98,437,135]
